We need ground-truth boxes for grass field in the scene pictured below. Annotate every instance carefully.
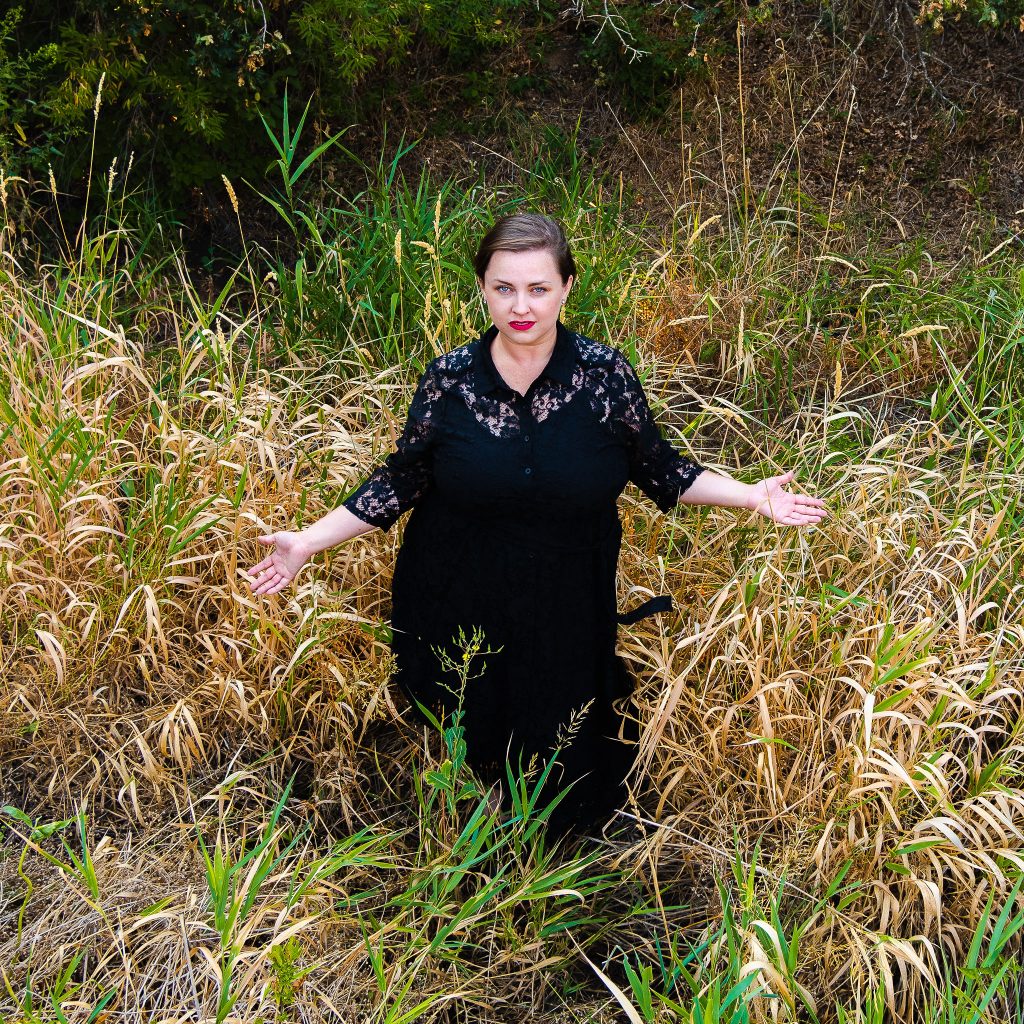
[1,122,1022,1022]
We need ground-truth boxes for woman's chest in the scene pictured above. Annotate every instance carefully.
[432,390,629,511]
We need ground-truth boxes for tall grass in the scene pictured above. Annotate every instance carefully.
[1,112,1022,1021]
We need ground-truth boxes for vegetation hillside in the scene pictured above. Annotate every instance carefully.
[1,3,1023,1021]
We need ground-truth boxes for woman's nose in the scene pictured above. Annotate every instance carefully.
[511,293,530,314]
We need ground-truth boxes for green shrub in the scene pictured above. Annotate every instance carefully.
[0,7,62,177]
[6,0,1022,216]
[915,0,1024,30]
[4,0,523,203]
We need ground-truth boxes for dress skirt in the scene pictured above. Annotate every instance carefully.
[390,494,638,835]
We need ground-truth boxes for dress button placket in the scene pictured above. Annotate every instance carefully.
[525,390,537,563]
[520,392,535,479]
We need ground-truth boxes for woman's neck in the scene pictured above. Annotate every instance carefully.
[491,328,557,367]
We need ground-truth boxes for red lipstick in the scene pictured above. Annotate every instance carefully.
[509,321,535,331]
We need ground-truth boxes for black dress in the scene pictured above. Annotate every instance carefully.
[344,321,705,834]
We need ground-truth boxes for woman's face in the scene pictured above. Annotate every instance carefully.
[479,248,573,351]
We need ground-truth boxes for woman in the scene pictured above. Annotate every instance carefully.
[247,214,828,836]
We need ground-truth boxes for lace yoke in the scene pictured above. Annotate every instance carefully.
[343,322,705,529]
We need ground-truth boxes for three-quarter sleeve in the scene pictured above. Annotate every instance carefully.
[611,352,705,512]
[342,362,445,530]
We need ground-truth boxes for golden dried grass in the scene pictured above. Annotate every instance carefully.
[0,244,1021,1023]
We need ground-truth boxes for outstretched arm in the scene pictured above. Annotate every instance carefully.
[247,359,446,596]
[612,352,827,527]
[246,506,375,596]
[681,467,828,526]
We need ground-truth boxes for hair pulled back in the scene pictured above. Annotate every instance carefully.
[474,213,576,283]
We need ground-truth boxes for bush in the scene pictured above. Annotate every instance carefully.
[0,7,62,178]
[5,0,1022,214]
[915,0,1024,30]
[3,0,522,204]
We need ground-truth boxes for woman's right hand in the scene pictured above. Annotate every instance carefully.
[246,532,312,596]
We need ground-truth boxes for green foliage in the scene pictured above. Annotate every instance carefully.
[1,0,524,203]
[292,0,518,86]
[251,122,654,374]
[268,937,315,1020]
[563,0,741,104]
[1,803,104,909]
[42,0,296,197]
[0,7,61,175]
[916,0,1024,30]
[5,0,1024,213]
[252,86,354,246]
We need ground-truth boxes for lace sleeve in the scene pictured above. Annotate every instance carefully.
[611,352,705,512]
[342,362,444,529]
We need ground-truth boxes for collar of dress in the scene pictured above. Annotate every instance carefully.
[474,320,577,395]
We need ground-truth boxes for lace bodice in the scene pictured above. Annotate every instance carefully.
[343,323,705,529]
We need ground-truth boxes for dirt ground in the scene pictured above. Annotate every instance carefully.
[410,3,1023,249]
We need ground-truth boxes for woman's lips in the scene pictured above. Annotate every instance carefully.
[509,321,536,331]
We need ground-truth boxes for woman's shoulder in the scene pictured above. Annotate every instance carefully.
[423,340,479,380]
[566,329,630,372]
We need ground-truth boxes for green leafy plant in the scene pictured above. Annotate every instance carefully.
[267,937,315,1021]
[197,778,299,1024]
[2,803,105,913]
[916,0,1024,30]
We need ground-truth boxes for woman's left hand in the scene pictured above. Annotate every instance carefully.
[749,470,828,526]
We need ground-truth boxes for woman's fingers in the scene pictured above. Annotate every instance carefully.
[254,574,283,595]
[764,504,827,525]
[783,489,826,507]
[251,576,272,595]
[247,563,275,586]
[795,511,826,524]
[756,486,829,525]
[780,495,828,518]
[247,534,305,596]
[247,555,275,577]
[263,572,289,594]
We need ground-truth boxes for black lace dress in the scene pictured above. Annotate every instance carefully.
[344,322,705,834]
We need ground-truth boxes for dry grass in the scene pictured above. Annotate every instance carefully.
[1,163,1022,1022]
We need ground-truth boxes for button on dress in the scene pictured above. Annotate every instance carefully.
[344,321,705,834]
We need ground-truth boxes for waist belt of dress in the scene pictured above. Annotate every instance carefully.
[617,594,673,625]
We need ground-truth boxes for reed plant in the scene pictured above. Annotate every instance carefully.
[1,104,1022,1023]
